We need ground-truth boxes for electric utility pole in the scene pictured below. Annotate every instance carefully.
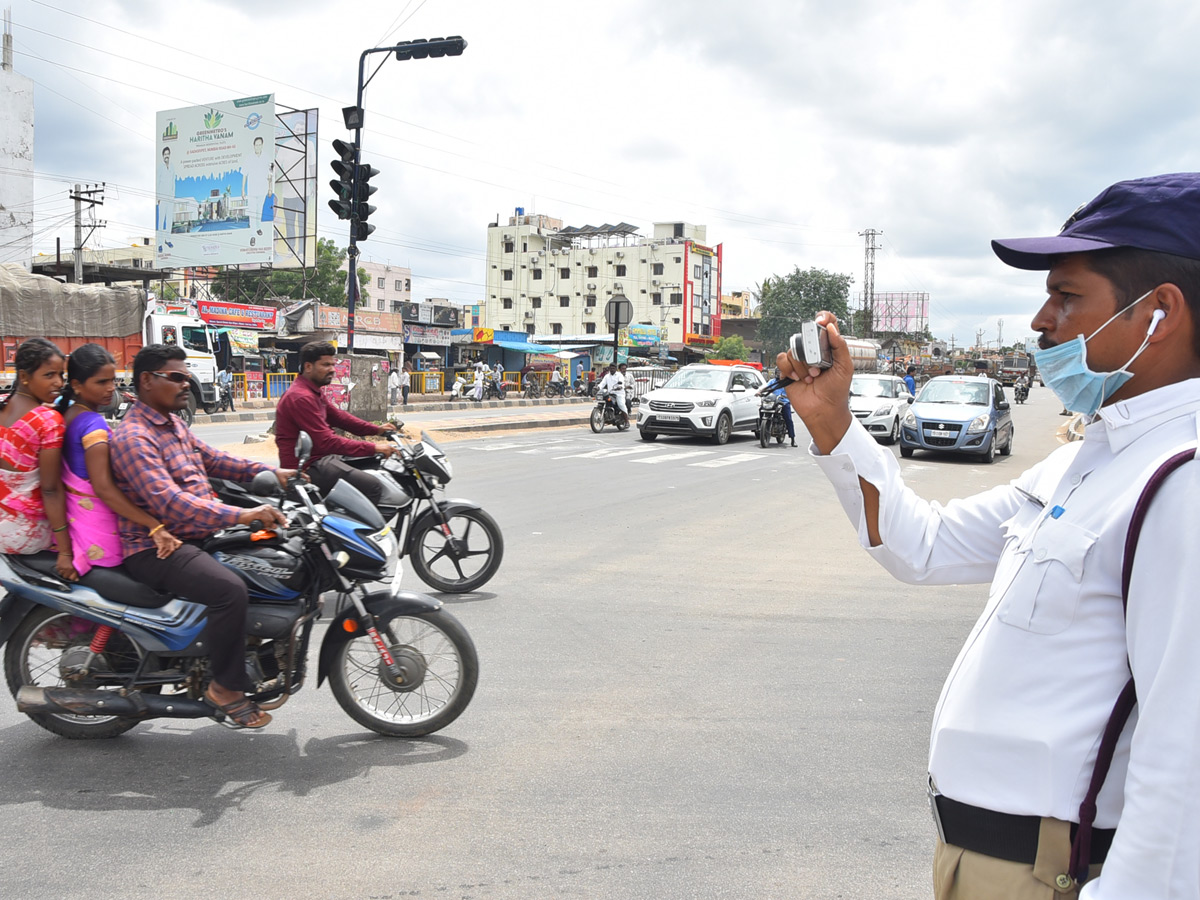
[69,183,105,284]
[859,229,881,337]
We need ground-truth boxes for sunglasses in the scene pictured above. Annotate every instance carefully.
[149,371,190,384]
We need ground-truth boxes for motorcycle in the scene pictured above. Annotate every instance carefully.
[757,390,789,448]
[590,393,629,433]
[544,380,571,399]
[0,431,478,740]
[1015,383,1029,404]
[483,378,508,401]
[101,383,136,424]
[573,378,596,398]
[214,430,504,595]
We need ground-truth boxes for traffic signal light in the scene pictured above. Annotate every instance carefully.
[328,139,357,221]
[353,161,378,241]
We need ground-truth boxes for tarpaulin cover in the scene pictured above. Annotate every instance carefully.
[0,264,144,338]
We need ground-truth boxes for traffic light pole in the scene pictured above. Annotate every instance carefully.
[340,37,467,353]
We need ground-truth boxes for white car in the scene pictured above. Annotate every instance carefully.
[637,364,766,444]
[849,374,913,444]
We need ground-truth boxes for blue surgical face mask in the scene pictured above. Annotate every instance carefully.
[1033,289,1156,415]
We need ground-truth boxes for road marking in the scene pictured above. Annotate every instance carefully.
[631,450,713,464]
[469,442,525,452]
[553,446,661,460]
[689,452,767,468]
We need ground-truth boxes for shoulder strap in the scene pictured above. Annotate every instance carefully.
[1070,446,1198,883]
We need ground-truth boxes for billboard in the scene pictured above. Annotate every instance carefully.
[155,95,277,267]
[860,292,929,334]
[197,300,278,331]
[271,107,319,268]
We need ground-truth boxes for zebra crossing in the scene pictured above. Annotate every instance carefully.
[467,435,806,470]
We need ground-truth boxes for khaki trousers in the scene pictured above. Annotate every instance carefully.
[933,817,1103,899]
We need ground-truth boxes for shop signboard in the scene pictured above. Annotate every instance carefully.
[403,324,451,346]
[472,327,494,344]
[198,300,277,330]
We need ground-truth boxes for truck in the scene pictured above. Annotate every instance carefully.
[0,264,220,425]
[998,352,1034,386]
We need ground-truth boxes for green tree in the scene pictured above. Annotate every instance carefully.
[755,266,853,359]
[706,335,749,361]
[210,238,370,306]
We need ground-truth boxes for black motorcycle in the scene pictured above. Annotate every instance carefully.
[215,431,503,595]
[483,378,507,401]
[590,393,629,433]
[757,391,790,448]
[573,379,596,398]
[2,432,478,740]
[1015,383,1029,404]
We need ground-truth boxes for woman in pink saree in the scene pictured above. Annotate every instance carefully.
[57,345,180,574]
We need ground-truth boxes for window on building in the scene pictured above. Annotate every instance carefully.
[502,298,514,310]
[559,267,570,279]
[551,323,563,335]
[405,278,410,291]
[670,293,683,305]
[525,324,535,335]
[559,296,570,307]
[501,325,510,331]
[584,322,596,334]
[672,317,681,324]
[504,241,514,253]
[652,263,664,276]
[377,277,385,289]
[393,280,401,291]
[587,266,598,278]
[615,265,627,277]
[531,297,542,309]
[674,257,682,263]
[651,293,662,305]
[378,299,384,310]
[503,269,513,281]
[693,265,701,278]
[522,242,528,252]
[532,268,543,280]
[585,295,597,308]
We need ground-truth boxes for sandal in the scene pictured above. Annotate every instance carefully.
[203,690,272,730]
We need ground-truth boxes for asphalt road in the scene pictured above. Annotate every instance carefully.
[0,386,1067,899]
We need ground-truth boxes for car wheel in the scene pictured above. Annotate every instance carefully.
[885,416,900,445]
[1000,427,1013,456]
[712,412,732,446]
[639,429,657,442]
[900,445,914,458]
[982,435,996,464]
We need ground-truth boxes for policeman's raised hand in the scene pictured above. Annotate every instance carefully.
[778,311,856,454]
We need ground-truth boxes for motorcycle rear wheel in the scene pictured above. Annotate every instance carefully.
[4,607,143,739]
[329,608,478,737]
[409,507,504,593]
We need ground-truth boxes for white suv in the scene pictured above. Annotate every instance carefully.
[849,374,913,444]
[636,364,766,444]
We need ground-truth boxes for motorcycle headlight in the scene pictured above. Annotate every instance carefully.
[873,404,893,417]
[695,399,717,408]
[966,413,990,434]
[371,525,398,558]
[902,409,917,428]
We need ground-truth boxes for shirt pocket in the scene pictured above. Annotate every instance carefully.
[996,516,1099,635]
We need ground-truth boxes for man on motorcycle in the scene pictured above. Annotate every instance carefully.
[596,364,628,423]
[274,341,398,505]
[774,385,797,447]
[548,366,564,397]
[110,344,297,729]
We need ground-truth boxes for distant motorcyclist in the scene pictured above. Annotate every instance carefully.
[596,364,628,424]
[548,366,565,397]
[773,386,797,447]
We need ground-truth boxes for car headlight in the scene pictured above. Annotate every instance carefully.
[966,413,990,434]
[694,398,717,408]
[873,404,893,417]
[902,410,917,428]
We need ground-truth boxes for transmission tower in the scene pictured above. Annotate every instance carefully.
[859,229,881,337]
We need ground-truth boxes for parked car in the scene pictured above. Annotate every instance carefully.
[636,364,766,444]
[899,375,1014,463]
[849,374,913,444]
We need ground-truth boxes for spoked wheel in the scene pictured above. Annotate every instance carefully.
[409,507,504,593]
[589,408,604,433]
[329,608,478,738]
[616,414,630,432]
[4,607,144,739]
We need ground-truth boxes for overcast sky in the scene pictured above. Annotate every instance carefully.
[10,0,1200,348]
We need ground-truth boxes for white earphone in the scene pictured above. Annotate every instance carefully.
[1147,309,1167,336]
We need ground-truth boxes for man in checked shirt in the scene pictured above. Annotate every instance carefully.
[110,344,299,730]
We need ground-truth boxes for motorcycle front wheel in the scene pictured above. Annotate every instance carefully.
[758,418,769,448]
[589,408,604,433]
[329,608,478,738]
[4,607,144,739]
[409,507,504,593]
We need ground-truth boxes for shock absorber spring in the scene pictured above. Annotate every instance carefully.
[89,625,115,654]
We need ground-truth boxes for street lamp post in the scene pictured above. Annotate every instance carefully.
[338,36,467,352]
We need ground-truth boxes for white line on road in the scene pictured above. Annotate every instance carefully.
[631,450,713,464]
[689,452,768,468]
[469,443,526,452]
[553,446,662,460]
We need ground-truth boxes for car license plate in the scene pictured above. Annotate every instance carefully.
[657,414,680,422]
[929,428,952,438]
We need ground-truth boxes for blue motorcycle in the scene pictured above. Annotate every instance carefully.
[0,432,478,740]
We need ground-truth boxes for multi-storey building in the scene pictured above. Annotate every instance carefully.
[483,210,721,349]
[351,259,412,314]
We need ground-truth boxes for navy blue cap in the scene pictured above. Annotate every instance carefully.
[992,173,1200,270]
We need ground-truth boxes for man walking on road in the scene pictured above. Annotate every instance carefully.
[781,173,1200,899]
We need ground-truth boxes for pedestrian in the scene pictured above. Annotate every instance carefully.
[400,361,411,407]
[387,366,400,406]
[780,173,1200,898]
[903,365,917,396]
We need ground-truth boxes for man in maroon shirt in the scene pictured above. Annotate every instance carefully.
[274,341,397,504]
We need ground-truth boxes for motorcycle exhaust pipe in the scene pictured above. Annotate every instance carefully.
[16,686,213,720]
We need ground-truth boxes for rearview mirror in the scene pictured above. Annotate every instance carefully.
[997,401,1010,410]
[906,395,914,404]
[296,431,313,469]
[250,469,282,497]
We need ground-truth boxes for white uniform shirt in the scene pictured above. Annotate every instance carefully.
[597,372,625,396]
[812,378,1200,899]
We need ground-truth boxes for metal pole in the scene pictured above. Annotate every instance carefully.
[345,52,369,354]
[73,184,83,284]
